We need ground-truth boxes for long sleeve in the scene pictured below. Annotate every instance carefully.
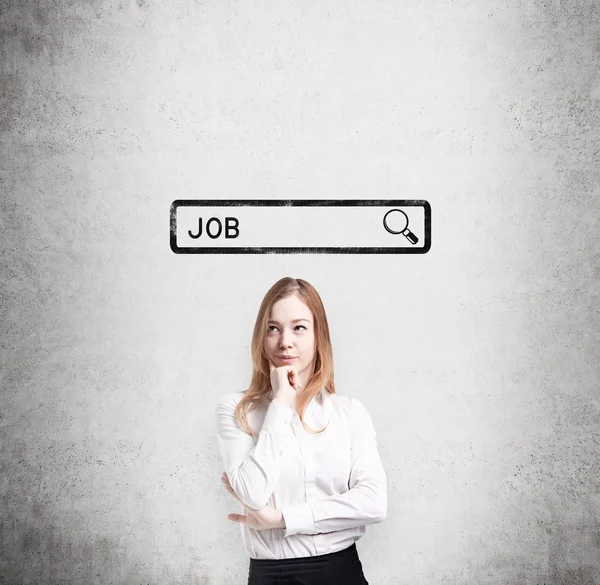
[215,393,296,510]
[280,397,387,537]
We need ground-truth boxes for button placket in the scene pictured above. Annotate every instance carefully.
[290,413,320,555]
[308,402,330,555]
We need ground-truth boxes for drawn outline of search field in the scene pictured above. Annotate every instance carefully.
[170,200,431,254]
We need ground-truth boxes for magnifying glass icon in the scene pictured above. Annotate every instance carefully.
[383,209,419,244]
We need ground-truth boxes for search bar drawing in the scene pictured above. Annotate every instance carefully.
[170,200,431,254]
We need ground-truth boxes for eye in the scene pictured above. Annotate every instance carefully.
[267,325,307,332]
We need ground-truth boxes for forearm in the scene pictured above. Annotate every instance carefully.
[280,477,387,536]
[226,439,289,509]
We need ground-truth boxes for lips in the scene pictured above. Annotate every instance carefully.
[278,355,296,359]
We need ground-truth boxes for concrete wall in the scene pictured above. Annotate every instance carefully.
[1,0,599,583]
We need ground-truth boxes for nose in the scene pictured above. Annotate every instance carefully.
[279,328,293,348]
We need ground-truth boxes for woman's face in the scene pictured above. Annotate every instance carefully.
[264,294,316,381]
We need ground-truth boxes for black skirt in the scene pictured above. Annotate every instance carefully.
[247,542,369,585]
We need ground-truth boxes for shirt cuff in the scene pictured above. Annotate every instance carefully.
[261,401,294,436]
[281,502,315,537]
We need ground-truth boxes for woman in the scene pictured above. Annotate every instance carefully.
[215,277,387,585]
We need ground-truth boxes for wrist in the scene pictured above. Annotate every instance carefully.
[271,397,294,409]
[276,508,286,529]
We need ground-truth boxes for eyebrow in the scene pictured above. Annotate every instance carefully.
[268,319,312,324]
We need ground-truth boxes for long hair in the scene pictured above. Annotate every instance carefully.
[235,277,335,436]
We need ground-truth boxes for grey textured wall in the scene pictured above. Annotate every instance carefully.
[1,0,599,583]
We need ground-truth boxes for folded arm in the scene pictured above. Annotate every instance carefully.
[280,397,387,537]
[215,393,295,510]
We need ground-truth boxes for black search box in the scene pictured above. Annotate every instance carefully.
[170,200,431,254]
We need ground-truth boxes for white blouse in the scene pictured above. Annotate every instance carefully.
[215,388,387,560]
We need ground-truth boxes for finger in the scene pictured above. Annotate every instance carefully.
[221,475,235,492]
[221,478,240,499]
[287,367,300,390]
[268,359,276,374]
[228,513,247,525]
[222,482,237,498]
[292,369,300,389]
[221,478,258,511]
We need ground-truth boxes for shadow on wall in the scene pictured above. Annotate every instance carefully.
[545,505,600,585]
[0,513,212,585]
[1,500,599,584]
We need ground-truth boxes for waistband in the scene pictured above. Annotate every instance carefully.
[249,542,357,565]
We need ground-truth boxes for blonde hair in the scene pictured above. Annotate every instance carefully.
[235,277,335,436]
